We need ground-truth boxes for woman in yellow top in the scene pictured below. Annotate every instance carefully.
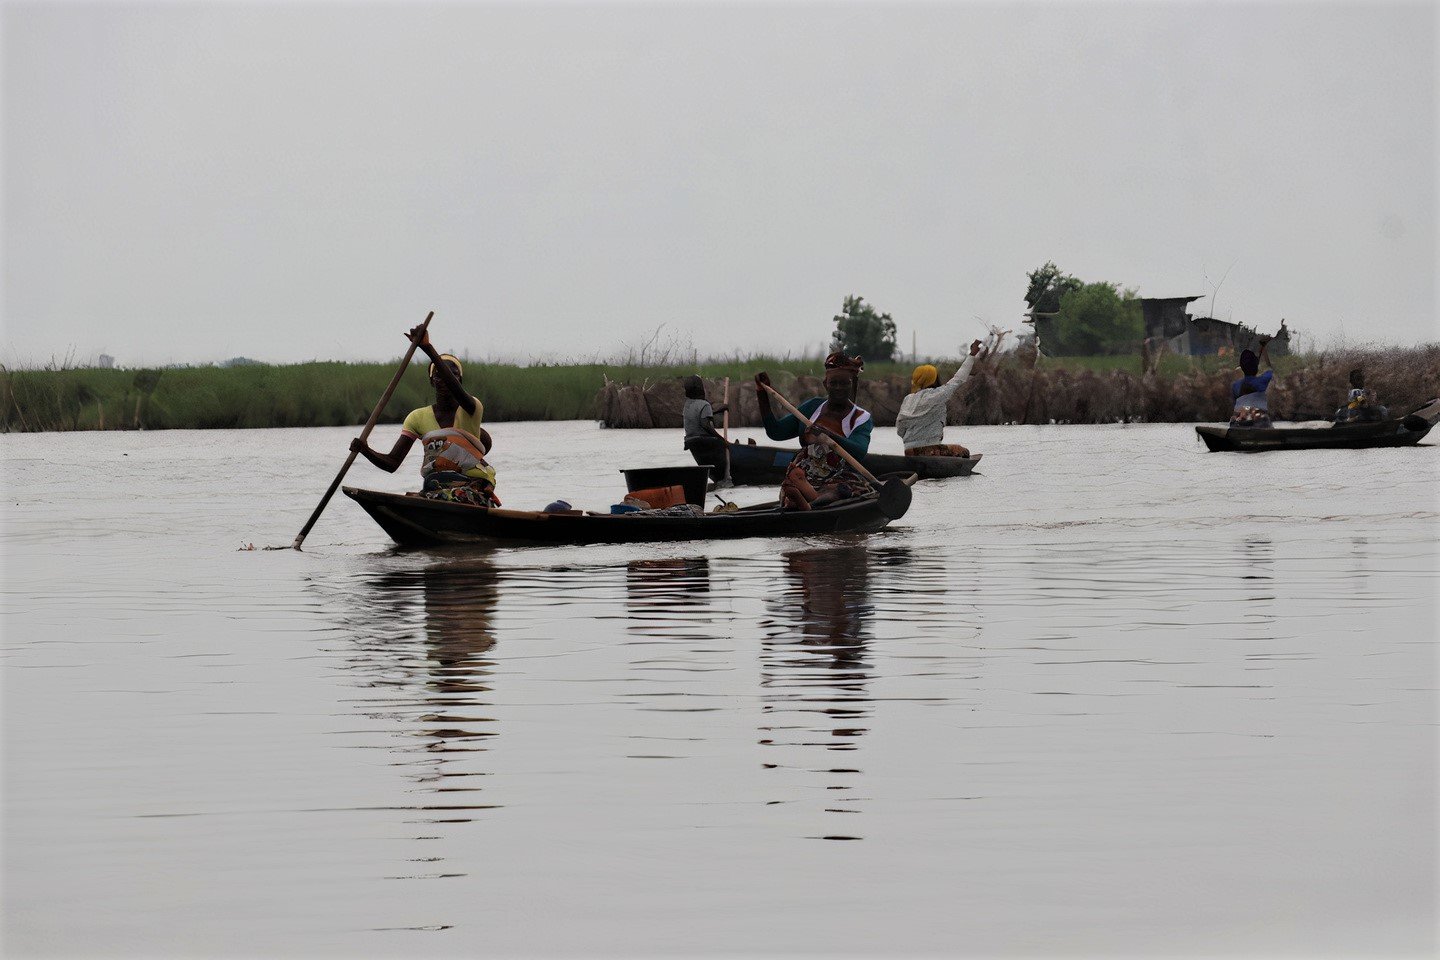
[351,323,498,505]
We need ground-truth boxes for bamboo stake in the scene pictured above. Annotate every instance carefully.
[720,377,731,484]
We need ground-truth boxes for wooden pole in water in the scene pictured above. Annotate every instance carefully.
[720,377,731,484]
[289,311,434,550]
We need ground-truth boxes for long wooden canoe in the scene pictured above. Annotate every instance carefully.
[343,478,913,547]
[1195,399,1440,452]
[724,441,979,486]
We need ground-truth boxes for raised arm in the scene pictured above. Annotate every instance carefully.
[755,372,804,440]
[408,323,477,416]
[934,339,985,400]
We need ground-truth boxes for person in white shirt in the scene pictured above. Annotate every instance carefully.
[895,338,985,457]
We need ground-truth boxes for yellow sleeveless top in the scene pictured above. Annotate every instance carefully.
[399,399,484,439]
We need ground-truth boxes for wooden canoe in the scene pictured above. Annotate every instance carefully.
[1195,398,1440,452]
[343,478,913,547]
[724,441,979,486]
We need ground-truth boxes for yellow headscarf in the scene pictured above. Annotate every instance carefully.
[428,354,463,379]
[911,364,938,393]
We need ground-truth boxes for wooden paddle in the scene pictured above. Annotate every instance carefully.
[758,381,883,488]
[288,311,434,550]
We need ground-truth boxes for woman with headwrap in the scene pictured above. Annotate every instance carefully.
[1230,336,1276,428]
[1334,368,1388,423]
[350,323,499,506]
[754,352,874,510]
[896,338,986,457]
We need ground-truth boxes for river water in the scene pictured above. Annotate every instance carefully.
[3,422,1436,957]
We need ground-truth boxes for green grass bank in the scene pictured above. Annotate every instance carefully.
[1,355,908,432]
[1,349,1430,433]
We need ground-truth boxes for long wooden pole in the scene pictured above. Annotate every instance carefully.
[759,382,883,488]
[720,377,731,484]
[721,377,731,443]
[290,311,434,550]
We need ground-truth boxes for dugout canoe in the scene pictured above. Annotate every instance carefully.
[724,441,979,485]
[342,478,913,547]
[1195,398,1440,452]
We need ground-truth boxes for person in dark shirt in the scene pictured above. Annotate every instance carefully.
[755,352,873,510]
[681,375,730,480]
[1334,368,1388,423]
[1230,337,1276,428]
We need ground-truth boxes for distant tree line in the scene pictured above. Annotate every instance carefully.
[827,266,1144,364]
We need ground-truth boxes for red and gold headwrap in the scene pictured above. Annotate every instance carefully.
[823,352,864,376]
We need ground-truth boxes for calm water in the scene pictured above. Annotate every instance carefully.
[3,421,1436,957]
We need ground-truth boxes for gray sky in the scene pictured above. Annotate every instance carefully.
[3,0,1436,368]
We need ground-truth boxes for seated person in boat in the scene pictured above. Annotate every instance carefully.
[896,338,986,458]
[755,353,874,511]
[1334,368,1388,423]
[350,324,498,506]
[682,375,730,481]
[1230,338,1276,428]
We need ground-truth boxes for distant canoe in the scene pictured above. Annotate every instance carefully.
[724,441,980,486]
[343,478,913,547]
[1195,399,1440,452]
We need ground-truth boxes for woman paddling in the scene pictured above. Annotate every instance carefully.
[350,323,499,506]
[755,352,873,511]
[1230,336,1276,428]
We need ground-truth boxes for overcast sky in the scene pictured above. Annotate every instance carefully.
[2,1,1435,368]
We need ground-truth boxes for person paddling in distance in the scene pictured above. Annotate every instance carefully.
[756,353,874,511]
[350,323,499,506]
[897,337,989,458]
[1230,335,1277,428]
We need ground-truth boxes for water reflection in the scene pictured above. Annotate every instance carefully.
[625,557,712,613]
[621,557,735,714]
[328,558,504,882]
[760,544,876,840]
[1234,537,1278,643]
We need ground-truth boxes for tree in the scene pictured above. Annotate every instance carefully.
[1051,282,1142,355]
[830,295,897,362]
[1024,261,1083,315]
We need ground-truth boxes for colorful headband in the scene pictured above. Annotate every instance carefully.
[428,354,463,379]
[823,351,864,374]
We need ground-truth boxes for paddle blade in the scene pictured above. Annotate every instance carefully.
[878,477,913,519]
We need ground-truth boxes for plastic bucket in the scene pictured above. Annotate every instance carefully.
[620,466,711,506]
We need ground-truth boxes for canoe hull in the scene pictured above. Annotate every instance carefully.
[725,441,979,485]
[343,482,911,547]
[1195,399,1439,452]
